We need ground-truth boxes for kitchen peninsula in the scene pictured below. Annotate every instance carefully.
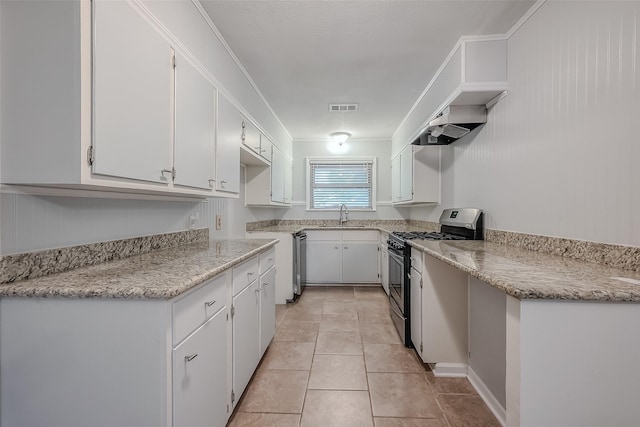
[408,238,640,427]
[0,233,278,427]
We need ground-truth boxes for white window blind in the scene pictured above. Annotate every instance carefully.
[308,160,374,210]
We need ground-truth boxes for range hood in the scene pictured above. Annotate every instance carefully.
[413,105,487,146]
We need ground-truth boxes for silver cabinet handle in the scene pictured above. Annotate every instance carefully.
[185,354,198,362]
[208,179,215,186]
[255,289,261,294]
[268,258,274,262]
[263,282,269,286]
[247,272,255,277]
[205,300,216,307]
[241,120,246,141]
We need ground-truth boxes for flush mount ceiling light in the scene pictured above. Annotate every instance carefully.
[330,132,351,146]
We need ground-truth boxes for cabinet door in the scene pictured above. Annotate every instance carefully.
[342,242,379,283]
[173,51,215,190]
[271,146,285,204]
[283,155,293,204]
[232,281,260,402]
[391,154,402,202]
[241,118,261,156]
[306,242,341,283]
[410,267,422,356]
[260,135,273,162]
[259,267,276,357]
[380,244,389,295]
[173,310,228,427]
[216,94,241,193]
[93,0,172,183]
[400,146,414,201]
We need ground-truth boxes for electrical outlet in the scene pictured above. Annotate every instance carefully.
[215,214,222,230]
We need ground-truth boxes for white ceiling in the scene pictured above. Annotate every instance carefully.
[200,1,535,142]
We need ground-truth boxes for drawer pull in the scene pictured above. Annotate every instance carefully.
[263,282,269,286]
[247,272,255,277]
[268,258,274,262]
[205,300,216,307]
[185,354,198,362]
[255,289,261,294]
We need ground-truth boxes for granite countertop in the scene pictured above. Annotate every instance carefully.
[247,224,431,234]
[409,239,640,302]
[0,239,277,299]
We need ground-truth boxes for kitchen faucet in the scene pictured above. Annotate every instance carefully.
[339,204,349,226]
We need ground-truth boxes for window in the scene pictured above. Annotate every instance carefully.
[307,158,376,210]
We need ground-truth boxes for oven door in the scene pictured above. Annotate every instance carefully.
[388,247,404,308]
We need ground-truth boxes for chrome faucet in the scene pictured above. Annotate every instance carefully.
[339,204,349,226]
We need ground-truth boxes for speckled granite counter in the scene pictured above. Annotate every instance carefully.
[246,221,437,235]
[0,239,277,299]
[409,239,640,302]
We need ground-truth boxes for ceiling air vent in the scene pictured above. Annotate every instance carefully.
[329,103,359,113]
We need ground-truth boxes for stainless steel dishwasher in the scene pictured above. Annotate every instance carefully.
[292,231,307,300]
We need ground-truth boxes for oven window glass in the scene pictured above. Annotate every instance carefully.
[388,250,403,306]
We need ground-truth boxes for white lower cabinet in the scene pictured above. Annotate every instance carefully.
[231,253,277,408]
[259,266,276,356]
[342,242,379,283]
[232,280,260,405]
[410,265,422,355]
[417,252,468,366]
[306,241,341,283]
[306,230,380,284]
[379,240,389,295]
[173,309,227,427]
[0,245,278,427]
[0,273,230,427]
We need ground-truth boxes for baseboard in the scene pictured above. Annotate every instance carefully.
[467,366,506,427]
[432,363,468,377]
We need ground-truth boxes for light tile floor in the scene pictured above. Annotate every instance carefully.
[227,286,500,427]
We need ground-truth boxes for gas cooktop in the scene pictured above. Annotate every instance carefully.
[391,231,467,241]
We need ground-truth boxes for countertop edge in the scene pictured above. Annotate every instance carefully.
[0,239,279,300]
[409,241,640,302]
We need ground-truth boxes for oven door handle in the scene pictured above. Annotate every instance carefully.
[388,249,404,262]
[389,297,405,319]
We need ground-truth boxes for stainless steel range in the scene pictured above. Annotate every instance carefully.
[387,208,484,346]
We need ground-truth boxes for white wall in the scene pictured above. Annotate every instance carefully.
[284,139,410,220]
[411,1,640,248]
[0,192,230,255]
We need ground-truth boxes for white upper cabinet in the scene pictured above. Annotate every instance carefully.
[0,0,284,199]
[399,146,413,202]
[392,145,440,205]
[260,135,273,163]
[215,94,241,194]
[93,0,174,184]
[392,38,508,152]
[391,154,402,202]
[245,144,292,207]
[173,52,216,190]
[241,117,262,157]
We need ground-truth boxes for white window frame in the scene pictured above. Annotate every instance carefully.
[306,157,377,211]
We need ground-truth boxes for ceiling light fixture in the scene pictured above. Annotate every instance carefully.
[330,131,351,146]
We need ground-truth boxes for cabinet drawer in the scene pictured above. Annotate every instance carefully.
[173,274,226,346]
[260,247,276,274]
[343,230,379,241]
[232,256,259,296]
